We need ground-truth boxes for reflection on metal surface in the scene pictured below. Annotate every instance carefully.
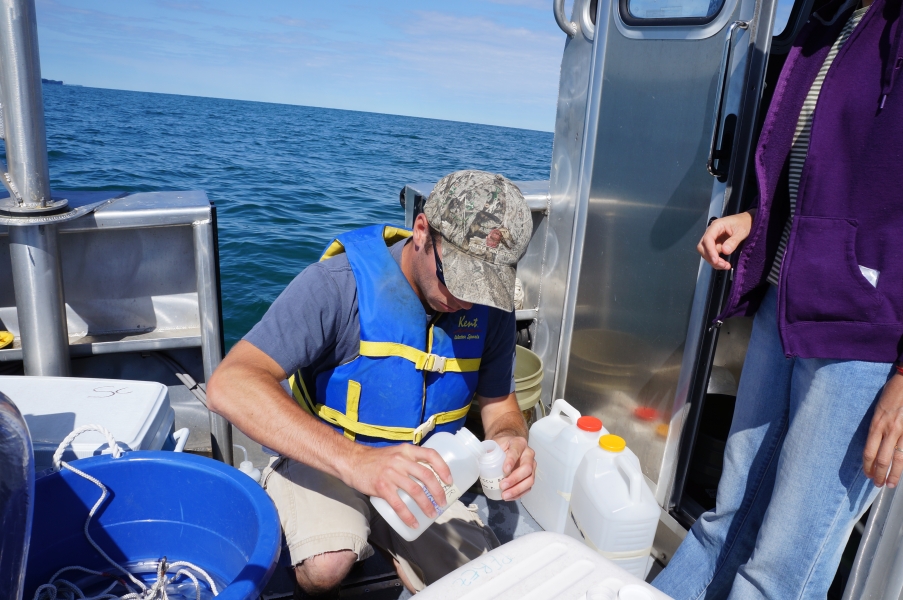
[706,365,737,396]
[0,391,33,600]
[627,0,724,19]
[556,0,745,487]
[566,329,680,482]
[843,487,903,600]
[711,317,751,386]
[537,0,597,409]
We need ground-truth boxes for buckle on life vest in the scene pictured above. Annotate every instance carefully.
[413,415,438,444]
[422,354,447,373]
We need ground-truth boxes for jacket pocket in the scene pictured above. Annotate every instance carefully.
[783,216,896,324]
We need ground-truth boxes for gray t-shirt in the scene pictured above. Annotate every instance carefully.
[244,239,517,400]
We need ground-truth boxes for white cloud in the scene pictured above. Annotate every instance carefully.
[35,0,563,131]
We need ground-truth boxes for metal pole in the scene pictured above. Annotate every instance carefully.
[193,218,232,465]
[0,0,70,376]
[9,224,69,375]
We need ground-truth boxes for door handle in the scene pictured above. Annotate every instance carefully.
[554,0,579,37]
[707,20,750,179]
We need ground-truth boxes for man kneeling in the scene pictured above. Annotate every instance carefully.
[208,170,537,598]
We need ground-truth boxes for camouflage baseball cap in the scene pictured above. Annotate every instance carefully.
[424,170,532,312]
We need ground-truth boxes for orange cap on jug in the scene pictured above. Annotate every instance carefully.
[577,416,603,432]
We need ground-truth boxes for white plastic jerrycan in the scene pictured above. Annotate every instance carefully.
[566,434,659,578]
[371,427,484,541]
[522,398,607,533]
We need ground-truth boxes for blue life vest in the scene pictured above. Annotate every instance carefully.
[288,225,489,447]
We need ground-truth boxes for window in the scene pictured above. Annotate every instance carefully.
[622,0,725,24]
[772,0,795,35]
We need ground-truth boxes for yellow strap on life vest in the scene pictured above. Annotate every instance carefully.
[316,401,473,444]
[288,371,472,444]
[344,380,361,441]
[359,341,481,373]
[320,226,412,262]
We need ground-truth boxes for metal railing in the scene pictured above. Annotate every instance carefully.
[0,0,70,376]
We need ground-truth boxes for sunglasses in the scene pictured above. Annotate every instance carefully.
[430,233,446,287]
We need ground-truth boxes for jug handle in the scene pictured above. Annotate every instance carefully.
[549,399,581,423]
[616,454,643,504]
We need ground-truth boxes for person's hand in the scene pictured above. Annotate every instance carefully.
[697,210,756,270]
[346,443,452,528]
[863,372,903,488]
[493,434,536,501]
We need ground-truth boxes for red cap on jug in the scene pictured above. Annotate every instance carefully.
[577,416,603,432]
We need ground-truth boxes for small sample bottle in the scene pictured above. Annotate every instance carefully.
[479,440,507,500]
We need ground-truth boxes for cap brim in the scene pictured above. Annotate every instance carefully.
[442,243,516,312]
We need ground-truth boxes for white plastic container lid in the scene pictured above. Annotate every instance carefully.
[416,531,672,599]
[0,376,174,471]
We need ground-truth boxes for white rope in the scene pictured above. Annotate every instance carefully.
[52,424,123,472]
[35,425,220,600]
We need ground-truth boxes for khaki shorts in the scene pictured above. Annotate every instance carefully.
[262,457,499,591]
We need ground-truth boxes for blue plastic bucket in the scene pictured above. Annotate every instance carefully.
[24,451,281,600]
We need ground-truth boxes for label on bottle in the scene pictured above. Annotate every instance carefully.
[480,475,502,491]
[417,461,461,514]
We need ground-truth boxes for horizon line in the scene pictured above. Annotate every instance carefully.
[42,82,556,135]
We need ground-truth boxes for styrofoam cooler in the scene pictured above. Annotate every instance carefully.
[566,435,659,578]
[417,531,672,599]
[0,376,176,472]
[522,399,607,533]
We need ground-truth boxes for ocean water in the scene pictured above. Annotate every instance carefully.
[42,85,553,348]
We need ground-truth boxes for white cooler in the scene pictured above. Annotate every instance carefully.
[417,531,672,600]
[0,376,176,472]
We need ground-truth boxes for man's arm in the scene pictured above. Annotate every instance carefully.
[207,340,454,528]
[479,392,535,501]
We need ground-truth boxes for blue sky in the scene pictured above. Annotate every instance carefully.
[36,0,568,132]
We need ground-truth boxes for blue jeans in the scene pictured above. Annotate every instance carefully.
[653,286,892,599]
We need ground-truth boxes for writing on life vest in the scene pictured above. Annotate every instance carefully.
[454,316,481,341]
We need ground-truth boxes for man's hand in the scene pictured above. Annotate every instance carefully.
[697,210,756,270]
[493,433,536,501]
[480,393,535,501]
[863,372,903,488]
[208,342,452,528]
[346,443,453,529]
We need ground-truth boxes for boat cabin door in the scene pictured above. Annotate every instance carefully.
[542,0,804,522]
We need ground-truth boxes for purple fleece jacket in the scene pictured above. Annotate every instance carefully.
[720,0,903,363]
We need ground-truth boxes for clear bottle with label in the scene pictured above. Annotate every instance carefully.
[370,427,484,541]
[479,439,507,500]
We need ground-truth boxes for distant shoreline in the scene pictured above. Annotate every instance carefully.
[41,78,63,85]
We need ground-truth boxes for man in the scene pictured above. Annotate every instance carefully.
[208,170,536,598]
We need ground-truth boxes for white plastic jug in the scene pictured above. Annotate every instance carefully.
[566,434,659,578]
[522,398,606,533]
[371,427,484,541]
